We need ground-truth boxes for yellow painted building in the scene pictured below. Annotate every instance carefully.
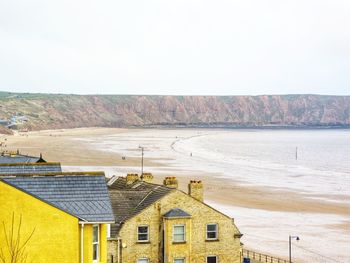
[0,173,115,263]
[107,174,242,263]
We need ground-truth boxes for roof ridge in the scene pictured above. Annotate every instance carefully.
[0,162,61,167]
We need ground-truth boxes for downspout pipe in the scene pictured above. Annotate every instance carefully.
[80,223,84,263]
[117,237,121,263]
[163,217,166,263]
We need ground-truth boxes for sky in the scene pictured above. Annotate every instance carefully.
[0,0,349,96]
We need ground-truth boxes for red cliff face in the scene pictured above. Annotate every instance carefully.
[0,126,13,135]
[0,94,349,130]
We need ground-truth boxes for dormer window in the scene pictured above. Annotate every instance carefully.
[173,225,185,242]
[137,225,149,242]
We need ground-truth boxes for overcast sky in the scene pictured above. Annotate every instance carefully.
[0,0,349,95]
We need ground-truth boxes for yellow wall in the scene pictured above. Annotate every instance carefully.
[83,224,108,263]
[113,190,242,263]
[0,181,109,263]
[163,217,192,262]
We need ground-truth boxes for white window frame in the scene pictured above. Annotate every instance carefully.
[137,258,149,263]
[206,223,218,240]
[173,224,186,242]
[174,258,185,263]
[93,224,100,263]
[137,225,149,242]
[206,255,218,263]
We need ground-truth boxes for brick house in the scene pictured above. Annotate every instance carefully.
[107,173,242,263]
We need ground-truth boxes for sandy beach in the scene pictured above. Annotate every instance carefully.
[4,128,349,217]
[2,127,350,262]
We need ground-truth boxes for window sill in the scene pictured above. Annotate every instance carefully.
[206,239,219,242]
[172,241,186,244]
[136,241,151,244]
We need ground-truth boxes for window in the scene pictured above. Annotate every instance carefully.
[174,258,185,263]
[173,225,185,242]
[206,224,218,240]
[137,226,149,242]
[137,258,149,263]
[207,256,217,263]
[93,225,99,262]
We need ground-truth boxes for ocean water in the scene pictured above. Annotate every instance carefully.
[76,129,350,262]
[173,130,350,200]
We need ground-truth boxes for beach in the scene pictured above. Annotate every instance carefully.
[2,127,350,262]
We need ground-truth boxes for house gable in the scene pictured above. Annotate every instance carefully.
[0,181,80,263]
[115,189,242,263]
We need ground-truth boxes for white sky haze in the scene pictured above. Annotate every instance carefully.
[0,0,349,95]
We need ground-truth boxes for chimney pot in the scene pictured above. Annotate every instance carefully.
[126,173,139,184]
[163,176,178,189]
[142,173,154,183]
[188,180,204,202]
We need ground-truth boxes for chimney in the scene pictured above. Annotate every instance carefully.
[163,177,178,189]
[126,173,139,184]
[188,180,203,202]
[142,173,154,183]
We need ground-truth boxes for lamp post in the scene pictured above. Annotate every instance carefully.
[139,146,144,180]
[289,235,300,263]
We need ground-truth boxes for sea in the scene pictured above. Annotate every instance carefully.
[72,129,350,263]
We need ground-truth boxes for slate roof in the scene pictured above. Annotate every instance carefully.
[163,208,191,218]
[0,153,46,164]
[3,175,114,223]
[108,177,174,236]
[0,163,62,175]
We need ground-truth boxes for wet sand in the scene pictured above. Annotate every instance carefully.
[1,128,161,166]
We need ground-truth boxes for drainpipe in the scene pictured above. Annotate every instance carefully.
[80,223,84,263]
[117,237,121,263]
[163,218,166,263]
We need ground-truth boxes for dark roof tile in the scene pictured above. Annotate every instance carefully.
[163,208,191,218]
[0,163,62,175]
[108,177,173,237]
[0,153,45,164]
[3,175,114,223]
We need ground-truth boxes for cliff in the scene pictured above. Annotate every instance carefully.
[0,92,349,130]
[0,126,13,135]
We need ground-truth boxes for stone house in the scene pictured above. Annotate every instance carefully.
[0,172,115,263]
[107,173,242,263]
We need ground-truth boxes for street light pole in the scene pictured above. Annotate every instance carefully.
[289,235,300,263]
[139,146,144,180]
[289,235,291,263]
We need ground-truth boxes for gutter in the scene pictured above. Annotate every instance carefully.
[79,221,115,225]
